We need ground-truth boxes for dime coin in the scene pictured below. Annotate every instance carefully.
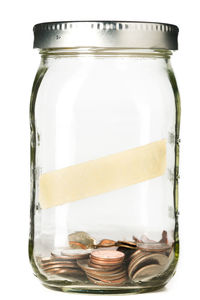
[51,249,75,260]
[61,248,91,259]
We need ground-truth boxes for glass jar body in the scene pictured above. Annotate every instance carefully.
[29,48,180,293]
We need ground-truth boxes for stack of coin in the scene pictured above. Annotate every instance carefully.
[38,248,91,278]
[77,249,127,286]
[128,245,172,282]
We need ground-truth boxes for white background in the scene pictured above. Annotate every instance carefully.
[0,0,199,299]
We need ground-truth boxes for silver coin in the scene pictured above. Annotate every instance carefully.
[131,264,163,281]
[137,242,171,252]
[128,251,150,274]
[61,248,91,259]
[51,249,74,259]
[68,231,96,249]
[129,250,142,260]
[128,252,168,278]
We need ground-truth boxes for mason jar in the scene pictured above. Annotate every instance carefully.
[29,21,180,294]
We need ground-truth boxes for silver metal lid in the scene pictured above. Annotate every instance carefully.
[33,21,179,50]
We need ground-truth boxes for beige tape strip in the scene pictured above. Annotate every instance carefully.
[39,139,166,209]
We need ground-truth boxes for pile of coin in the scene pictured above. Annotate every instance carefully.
[128,244,173,282]
[38,248,91,278]
[37,230,174,285]
[77,249,127,286]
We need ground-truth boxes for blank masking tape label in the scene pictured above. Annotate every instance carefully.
[39,139,166,209]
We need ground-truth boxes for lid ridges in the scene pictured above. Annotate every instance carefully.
[33,21,179,50]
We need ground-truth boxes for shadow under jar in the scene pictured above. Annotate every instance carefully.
[29,21,180,294]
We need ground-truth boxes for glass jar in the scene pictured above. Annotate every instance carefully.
[29,21,180,294]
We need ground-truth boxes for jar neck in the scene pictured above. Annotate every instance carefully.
[39,48,172,58]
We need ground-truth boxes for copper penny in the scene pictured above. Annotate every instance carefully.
[87,274,127,286]
[91,250,124,261]
[42,263,79,271]
[85,267,124,276]
[117,240,137,248]
[96,239,116,248]
[89,261,122,270]
[86,270,127,281]
[90,257,123,265]
[46,267,84,275]
[69,241,88,249]
[54,268,85,276]
[41,261,78,268]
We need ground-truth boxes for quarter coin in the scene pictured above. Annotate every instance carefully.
[131,264,163,281]
[137,242,171,252]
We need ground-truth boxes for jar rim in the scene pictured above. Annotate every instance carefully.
[33,21,179,50]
